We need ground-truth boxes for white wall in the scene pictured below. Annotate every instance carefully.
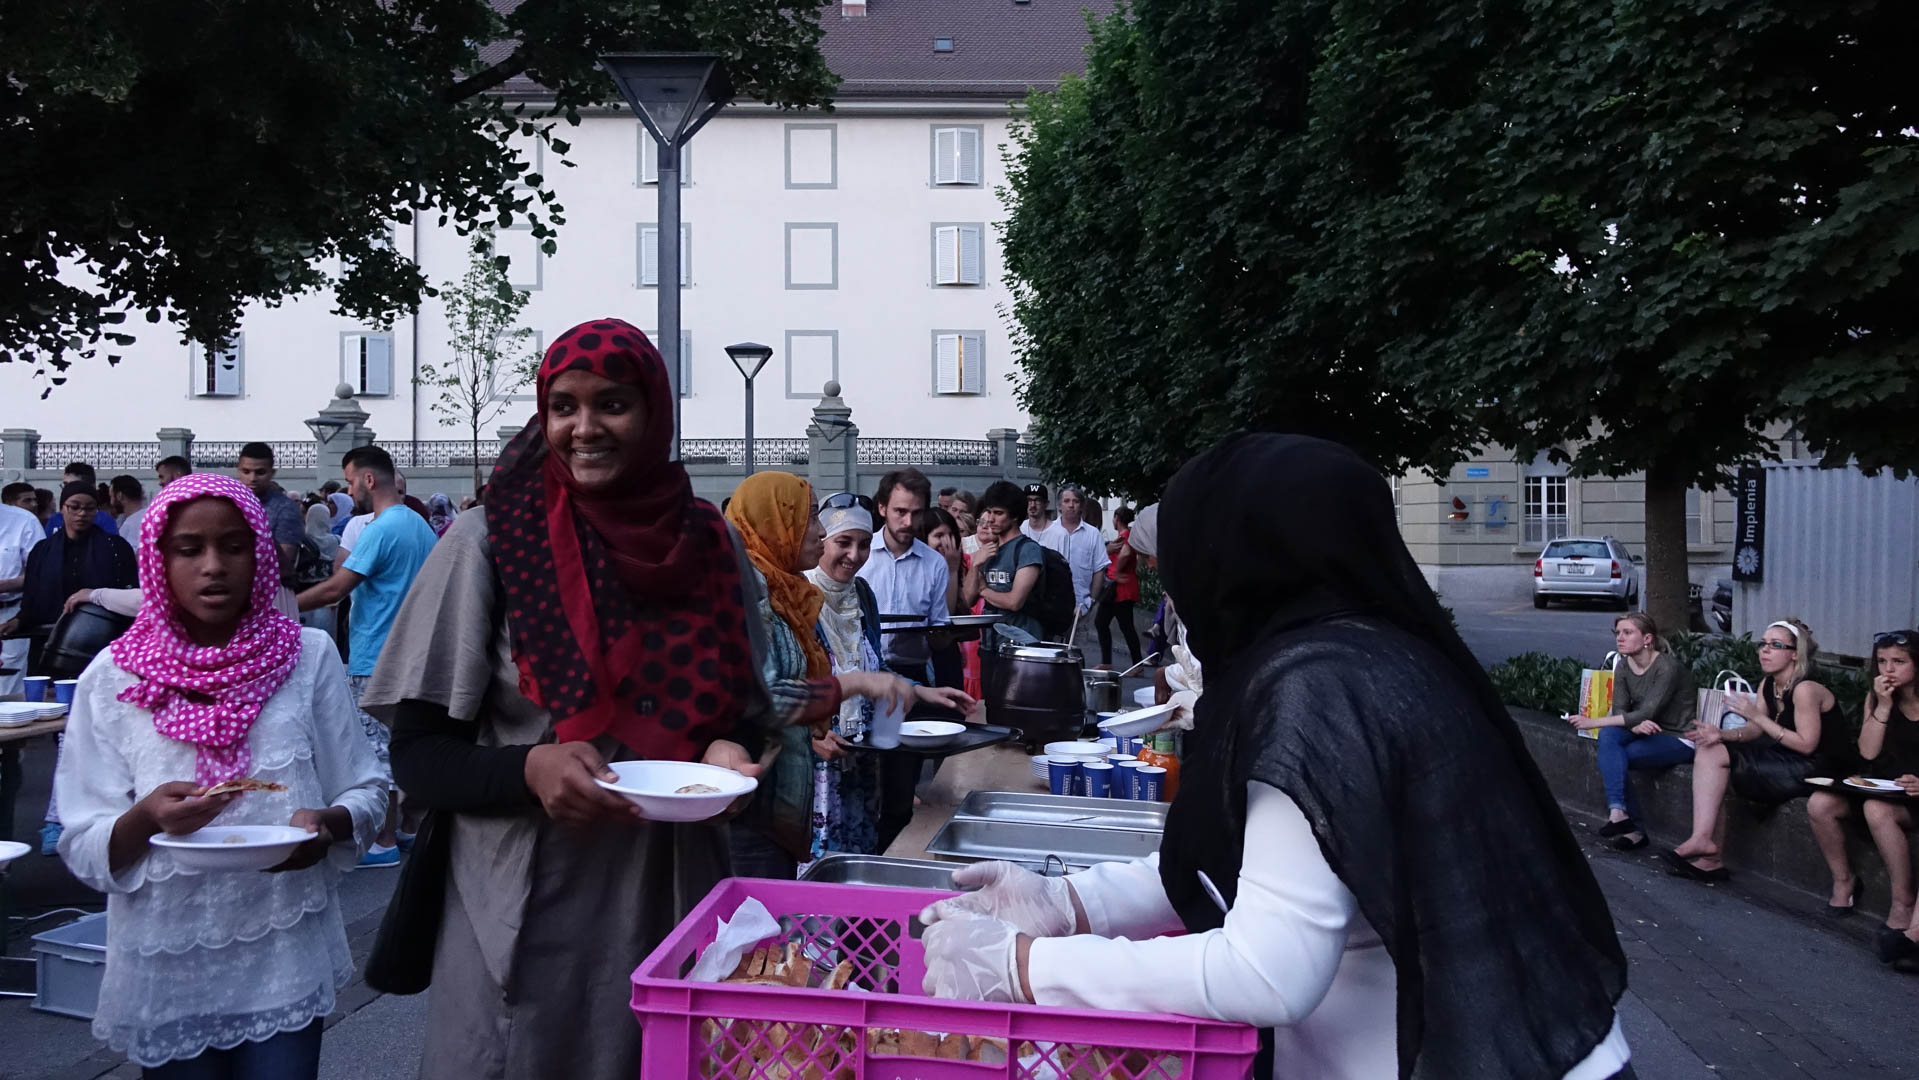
[0,105,1029,443]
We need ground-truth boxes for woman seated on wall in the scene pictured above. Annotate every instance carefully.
[1567,613,1696,851]
[1666,617,1843,883]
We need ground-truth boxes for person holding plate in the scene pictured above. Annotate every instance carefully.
[362,320,775,1080]
[54,473,386,1078]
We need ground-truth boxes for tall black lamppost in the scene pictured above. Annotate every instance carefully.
[599,52,733,462]
[725,341,774,475]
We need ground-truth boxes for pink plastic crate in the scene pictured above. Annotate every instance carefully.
[632,877,1258,1080]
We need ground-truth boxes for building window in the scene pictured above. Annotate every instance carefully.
[1686,488,1703,545]
[488,226,544,291]
[784,123,837,189]
[932,331,985,395]
[931,126,984,186]
[191,336,244,397]
[644,328,694,398]
[636,128,692,185]
[784,223,838,290]
[1524,475,1569,543]
[341,332,394,397]
[784,330,838,399]
[932,223,984,287]
[637,223,691,287]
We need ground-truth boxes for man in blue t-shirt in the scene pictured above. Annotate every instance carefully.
[297,444,436,865]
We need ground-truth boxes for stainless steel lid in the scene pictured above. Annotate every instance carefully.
[1002,643,1081,661]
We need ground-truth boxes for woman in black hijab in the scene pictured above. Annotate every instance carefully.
[921,434,1632,1080]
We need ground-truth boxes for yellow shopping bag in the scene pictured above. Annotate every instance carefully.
[1573,660,1617,740]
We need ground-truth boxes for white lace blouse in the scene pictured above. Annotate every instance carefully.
[53,627,388,1067]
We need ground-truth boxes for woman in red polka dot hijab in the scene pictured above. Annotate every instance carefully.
[354,318,777,1080]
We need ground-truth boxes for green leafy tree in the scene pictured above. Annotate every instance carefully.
[1000,2,1484,500]
[0,0,835,388]
[419,245,541,489]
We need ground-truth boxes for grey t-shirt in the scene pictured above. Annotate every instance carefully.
[979,533,1047,648]
[1616,651,1695,735]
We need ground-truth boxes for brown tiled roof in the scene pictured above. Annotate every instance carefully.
[486,0,1110,103]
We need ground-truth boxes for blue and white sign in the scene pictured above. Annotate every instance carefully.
[1465,467,1490,479]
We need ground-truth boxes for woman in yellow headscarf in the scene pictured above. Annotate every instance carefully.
[725,473,920,877]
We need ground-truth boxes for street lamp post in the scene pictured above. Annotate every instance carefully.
[599,52,734,462]
[725,342,774,475]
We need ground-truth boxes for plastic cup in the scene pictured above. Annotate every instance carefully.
[1135,764,1167,802]
[1046,757,1083,797]
[1097,737,1118,753]
[53,680,79,706]
[1081,761,1114,798]
[868,699,904,750]
[22,676,49,702]
[1113,760,1145,800]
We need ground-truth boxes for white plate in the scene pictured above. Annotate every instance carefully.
[947,613,1003,627]
[1843,777,1904,793]
[1097,702,1178,738]
[1043,740,1109,760]
[595,760,756,822]
[0,840,28,867]
[151,825,312,872]
[897,720,967,749]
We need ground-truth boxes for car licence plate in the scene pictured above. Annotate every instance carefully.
[1562,563,1594,575]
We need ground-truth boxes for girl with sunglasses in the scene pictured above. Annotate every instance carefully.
[1808,631,1919,943]
[1668,617,1843,882]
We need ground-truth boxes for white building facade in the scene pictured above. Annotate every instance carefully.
[1,1,1105,446]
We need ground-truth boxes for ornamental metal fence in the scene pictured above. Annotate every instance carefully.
[855,438,996,467]
[680,438,811,467]
[190,441,320,469]
[32,442,163,471]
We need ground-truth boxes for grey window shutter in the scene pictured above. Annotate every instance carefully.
[935,227,959,285]
[935,333,961,393]
[211,340,241,396]
[639,225,660,286]
[679,224,691,287]
[640,134,658,184]
[364,335,392,396]
[959,226,982,285]
[680,329,693,397]
[958,129,982,184]
[960,332,984,394]
[934,128,959,184]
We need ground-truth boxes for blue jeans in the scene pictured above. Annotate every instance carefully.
[1597,726,1694,822]
[143,1018,323,1080]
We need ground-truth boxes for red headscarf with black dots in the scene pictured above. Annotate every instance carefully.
[487,318,756,760]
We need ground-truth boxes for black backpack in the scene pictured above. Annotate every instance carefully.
[1025,539,1077,641]
[290,534,334,589]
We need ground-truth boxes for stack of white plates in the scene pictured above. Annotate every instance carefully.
[1030,754,1050,782]
[0,702,61,727]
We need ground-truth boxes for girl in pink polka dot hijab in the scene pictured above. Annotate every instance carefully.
[111,472,303,785]
[52,471,387,1073]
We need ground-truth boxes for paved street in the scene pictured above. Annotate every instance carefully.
[6,738,1918,1080]
[1448,585,1625,668]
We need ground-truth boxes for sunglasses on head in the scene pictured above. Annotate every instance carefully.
[1875,630,1913,648]
[820,492,876,516]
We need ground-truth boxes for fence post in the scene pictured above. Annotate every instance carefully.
[496,423,527,455]
[156,427,194,467]
[310,383,374,480]
[988,428,1021,481]
[807,381,858,497]
[0,428,38,473]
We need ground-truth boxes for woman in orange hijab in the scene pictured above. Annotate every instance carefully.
[726,472,955,877]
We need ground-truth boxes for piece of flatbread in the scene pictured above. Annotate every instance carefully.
[204,777,287,796]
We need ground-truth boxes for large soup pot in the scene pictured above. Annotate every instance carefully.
[987,641,1086,746]
[1082,669,1122,714]
[40,602,136,680]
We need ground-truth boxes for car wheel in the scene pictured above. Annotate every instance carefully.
[1534,594,1548,610]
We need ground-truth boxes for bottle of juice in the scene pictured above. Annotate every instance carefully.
[1137,732,1180,801]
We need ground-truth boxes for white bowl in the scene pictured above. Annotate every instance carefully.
[151,825,312,872]
[1098,702,1178,738]
[0,840,29,867]
[1043,741,1109,760]
[898,720,967,749]
[1134,686,1157,708]
[595,760,757,822]
[1030,754,1050,781]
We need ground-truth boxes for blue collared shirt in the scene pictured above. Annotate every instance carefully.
[856,536,952,665]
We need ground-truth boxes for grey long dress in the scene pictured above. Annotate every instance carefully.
[360,509,771,1080]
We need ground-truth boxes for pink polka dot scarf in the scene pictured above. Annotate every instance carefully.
[110,473,304,785]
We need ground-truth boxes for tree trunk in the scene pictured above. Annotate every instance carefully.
[1642,461,1691,634]
[471,417,482,493]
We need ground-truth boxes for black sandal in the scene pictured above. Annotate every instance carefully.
[1598,818,1638,839]
[1610,833,1649,851]
[1661,848,1730,882]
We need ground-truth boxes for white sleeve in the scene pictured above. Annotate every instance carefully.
[53,671,150,894]
[1067,854,1185,939]
[928,557,952,626]
[89,587,144,618]
[1029,781,1358,1028]
[303,634,389,868]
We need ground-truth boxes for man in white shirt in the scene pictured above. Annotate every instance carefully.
[1037,484,1110,652]
[1018,483,1053,541]
[109,475,148,544]
[0,483,44,697]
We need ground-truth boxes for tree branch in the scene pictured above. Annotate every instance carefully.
[444,48,530,104]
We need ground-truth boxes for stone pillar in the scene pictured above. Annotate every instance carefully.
[988,427,1021,481]
[806,380,858,497]
[156,427,194,466]
[497,422,528,454]
[309,383,374,479]
[0,428,38,473]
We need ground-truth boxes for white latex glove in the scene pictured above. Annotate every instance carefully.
[918,861,1078,938]
[921,915,1025,1003]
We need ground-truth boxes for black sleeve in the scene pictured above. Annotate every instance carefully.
[389,698,538,814]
